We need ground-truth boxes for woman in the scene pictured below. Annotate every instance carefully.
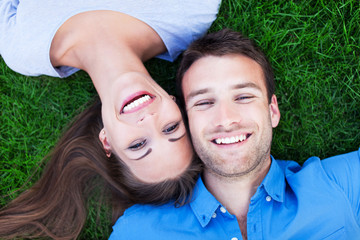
[0,0,221,238]
[0,0,220,182]
[0,97,203,239]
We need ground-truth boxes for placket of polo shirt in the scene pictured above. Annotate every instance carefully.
[247,186,266,239]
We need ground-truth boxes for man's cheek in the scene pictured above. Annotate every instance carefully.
[187,112,198,133]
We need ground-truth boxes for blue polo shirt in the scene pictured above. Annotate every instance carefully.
[109,149,360,239]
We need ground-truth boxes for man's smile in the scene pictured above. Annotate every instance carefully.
[211,133,252,145]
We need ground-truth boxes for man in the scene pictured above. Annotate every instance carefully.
[109,29,360,239]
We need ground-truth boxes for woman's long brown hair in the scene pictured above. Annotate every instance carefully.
[0,97,201,239]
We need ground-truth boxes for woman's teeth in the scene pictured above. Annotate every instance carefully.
[123,95,151,113]
[215,134,247,144]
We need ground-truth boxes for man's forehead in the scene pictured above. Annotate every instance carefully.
[182,55,266,94]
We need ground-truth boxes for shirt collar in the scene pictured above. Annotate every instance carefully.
[259,155,286,202]
[189,156,287,227]
[190,176,221,228]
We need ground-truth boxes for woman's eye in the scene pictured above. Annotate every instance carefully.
[163,122,179,134]
[129,139,146,150]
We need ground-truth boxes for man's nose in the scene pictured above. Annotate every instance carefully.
[213,102,240,129]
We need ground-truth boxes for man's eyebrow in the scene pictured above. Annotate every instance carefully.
[232,82,262,91]
[186,82,261,102]
[168,133,186,142]
[130,148,152,161]
[186,88,210,102]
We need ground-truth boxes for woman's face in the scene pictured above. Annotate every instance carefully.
[100,72,193,183]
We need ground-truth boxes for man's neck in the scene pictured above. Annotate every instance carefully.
[203,171,262,217]
[202,156,271,239]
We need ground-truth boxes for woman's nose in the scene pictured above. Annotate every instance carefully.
[138,112,156,124]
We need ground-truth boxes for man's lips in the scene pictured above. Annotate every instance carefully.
[121,91,155,114]
[211,133,252,145]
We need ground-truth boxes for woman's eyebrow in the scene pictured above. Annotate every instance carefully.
[168,133,186,142]
[130,148,152,161]
[130,133,185,160]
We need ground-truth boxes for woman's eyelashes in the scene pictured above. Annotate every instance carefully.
[162,122,180,134]
[128,122,180,151]
[128,139,147,151]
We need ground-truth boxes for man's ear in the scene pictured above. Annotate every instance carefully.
[99,128,112,157]
[269,95,281,128]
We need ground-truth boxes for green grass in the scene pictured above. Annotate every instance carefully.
[1,0,360,238]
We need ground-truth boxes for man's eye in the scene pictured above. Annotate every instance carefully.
[163,122,179,134]
[129,139,146,150]
[195,100,213,106]
[191,99,214,111]
[235,96,253,102]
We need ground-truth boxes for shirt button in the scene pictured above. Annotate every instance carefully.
[220,206,227,213]
[231,237,238,240]
[266,196,272,202]
[212,213,217,218]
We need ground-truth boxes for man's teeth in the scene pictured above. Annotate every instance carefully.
[215,135,247,144]
[123,95,151,113]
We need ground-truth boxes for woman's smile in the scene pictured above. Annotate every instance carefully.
[121,91,155,114]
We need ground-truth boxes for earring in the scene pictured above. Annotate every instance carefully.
[170,95,176,101]
[105,149,111,158]
[101,130,111,157]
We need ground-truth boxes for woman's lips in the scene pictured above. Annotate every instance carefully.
[121,91,155,114]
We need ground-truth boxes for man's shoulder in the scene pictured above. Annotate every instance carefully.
[274,148,360,174]
[320,148,360,182]
[110,201,194,238]
[117,201,182,226]
[109,203,173,239]
[123,201,178,218]
[279,149,360,192]
[299,149,360,178]
[321,149,360,167]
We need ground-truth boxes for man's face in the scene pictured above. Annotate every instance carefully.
[182,55,280,178]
